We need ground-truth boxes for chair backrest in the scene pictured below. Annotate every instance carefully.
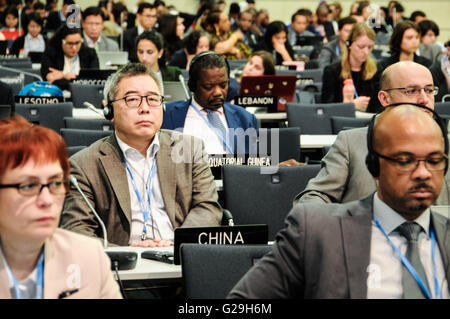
[181,243,272,299]
[64,117,114,131]
[222,164,321,240]
[14,102,73,132]
[435,102,450,116]
[227,59,248,70]
[330,116,371,134]
[287,102,355,134]
[69,83,105,109]
[66,145,87,157]
[258,127,301,162]
[163,81,190,102]
[60,128,112,147]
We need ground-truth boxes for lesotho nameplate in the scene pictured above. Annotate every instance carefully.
[173,224,268,264]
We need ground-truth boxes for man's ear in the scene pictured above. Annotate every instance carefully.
[378,90,390,107]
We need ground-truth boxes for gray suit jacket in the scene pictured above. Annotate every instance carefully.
[61,130,222,246]
[296,127,450,204]
[84,34,119,52]
[228,195,450,298]
[419,43,442,65]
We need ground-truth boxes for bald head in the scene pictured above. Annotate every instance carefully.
[372,104,446,220]
[378,61,435,109]
[373,105,443,153]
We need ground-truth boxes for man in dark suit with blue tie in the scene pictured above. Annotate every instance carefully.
[162,51,258,155]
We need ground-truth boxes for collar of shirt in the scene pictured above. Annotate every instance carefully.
[84,33,101,49]
[137,24,149,35]
[116,131,160,161]
[373,192,430,237]
[192,96,225,117]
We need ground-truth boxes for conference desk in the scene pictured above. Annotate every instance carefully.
[106,246,181,281]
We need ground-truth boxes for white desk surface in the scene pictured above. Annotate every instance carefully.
[106,246,181,281]
[73,108,104,119]
[300,134,337,148]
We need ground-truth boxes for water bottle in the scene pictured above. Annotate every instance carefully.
[342,79,355,103]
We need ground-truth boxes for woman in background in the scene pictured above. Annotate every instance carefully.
[11,12,46,57]
[321,23,381,112]
[259,21,294,65]
[135,29,181,82]
[0,116,121,299]
[157,13,185,64]
[378,20,432,72]
[169,30,210,69]
[40,25,99,90]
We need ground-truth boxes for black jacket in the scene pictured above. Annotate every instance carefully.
[377,53,432,73]
[40,44,99,90]
[321,61,382,113]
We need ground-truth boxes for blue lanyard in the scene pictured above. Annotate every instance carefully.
[125,158,157,240]
[190,103,233,153]
[374,217,440,299]
[7,250,44,299]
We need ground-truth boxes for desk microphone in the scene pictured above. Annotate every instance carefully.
[69,175,108,249]
[83,102,104,116]
[179,74,190,100]
[69,175,138,273]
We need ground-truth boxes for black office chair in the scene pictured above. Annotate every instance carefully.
[435,102,450,116]
[181,243,272,299]
[330,116,371,134]
[66,145,87,157]
[69,83,105,109]
[222,164,321,240]
[287,102,355,134]
[60,128,112,147]
[257,127,301,162]
[64,117,114,131]
[14,102,73,132]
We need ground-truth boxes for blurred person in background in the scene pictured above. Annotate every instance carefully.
[169,29,210,70]
[10,12,46,56]
[135,29,181,82]
[157,13,185,63]
[258,20,294,65]
[321,23,381,112]
[41,25,99,90]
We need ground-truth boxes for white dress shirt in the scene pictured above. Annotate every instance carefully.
[116,133,174,244]
[183,97,229,154]
[367,192,449,299]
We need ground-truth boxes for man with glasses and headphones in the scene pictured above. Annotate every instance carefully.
[61,63,222,247]
[162,51,258,155]
[296,60,450,205]
[229,104,450,298]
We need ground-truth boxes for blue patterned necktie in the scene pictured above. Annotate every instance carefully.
[205,108,228,149]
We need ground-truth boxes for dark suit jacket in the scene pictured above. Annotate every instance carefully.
[121,27,138,62]
[61,130,222,246]
[430,60,449,103]
[40,44,99,90]
[162,99,258,153]
[228,194,450,299]
[377,53,432,73]
[44,11,64,32]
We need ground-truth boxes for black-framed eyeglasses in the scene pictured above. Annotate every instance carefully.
[0,180,67,196]
[111,94,164,109]
[384,85,439,97]
[375,151,448,172]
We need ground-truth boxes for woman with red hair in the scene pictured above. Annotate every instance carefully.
[0,116,121,299]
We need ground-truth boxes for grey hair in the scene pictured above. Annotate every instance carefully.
[103,62,164,102]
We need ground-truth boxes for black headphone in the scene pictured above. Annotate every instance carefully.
[187,51,230,93]
[366,102,449,177]
[103,96,114,120]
